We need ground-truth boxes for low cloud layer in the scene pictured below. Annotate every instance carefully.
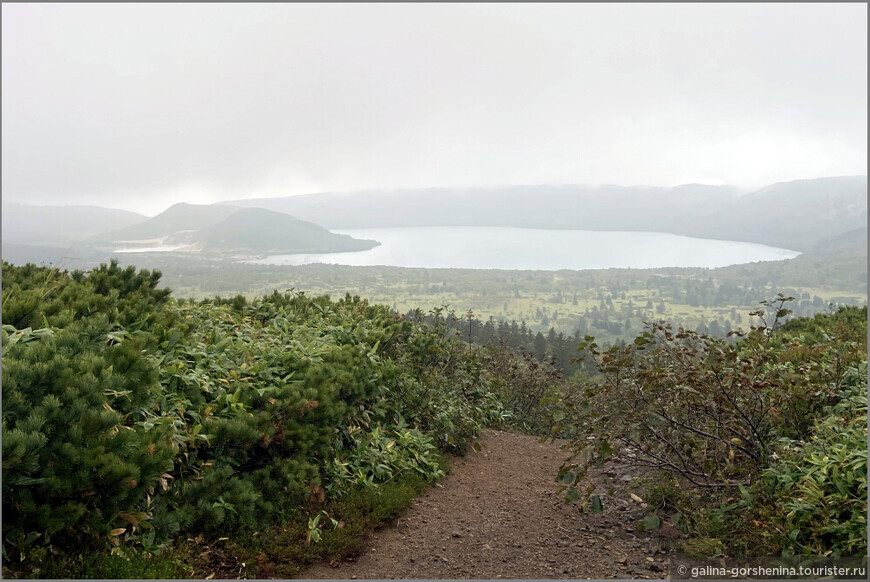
[2,3,866,215]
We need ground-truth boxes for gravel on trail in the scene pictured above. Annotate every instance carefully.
[300,430,671,579]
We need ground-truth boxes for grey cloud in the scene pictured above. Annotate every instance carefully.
[2,3,866,215]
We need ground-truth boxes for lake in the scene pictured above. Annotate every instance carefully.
[249,226,801,270]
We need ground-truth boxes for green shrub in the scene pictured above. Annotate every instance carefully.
[556,299,867,558]
[13,549,187,579]
[394,325,509,454]
[2,263,511,573]
[762,367,868,557]
[2,316,175,560]
[326,424,445,492]
[149,296,400,535]
[1,260,170,331]
[561,298,866,495]
[482,345,579,437]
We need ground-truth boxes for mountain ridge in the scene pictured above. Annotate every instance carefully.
[89,203,241,244]
[220,176,866,251]
[6,176,865,255]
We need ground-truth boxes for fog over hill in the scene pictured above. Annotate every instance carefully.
[1,203,148,246]
[222,176,867,252]
[224,184,736,230]
[3,177,865,262]
[89,203,240,244]
[695,176,868,250]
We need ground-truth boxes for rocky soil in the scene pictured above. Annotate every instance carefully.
[300,430,673,579]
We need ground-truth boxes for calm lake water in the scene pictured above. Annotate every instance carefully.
[250,227,801,270]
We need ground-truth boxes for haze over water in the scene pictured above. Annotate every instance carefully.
[250,227,801,270]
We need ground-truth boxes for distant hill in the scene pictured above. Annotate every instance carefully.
[194,208,379,254]
[807,226,868,256]
[89,203,241,245]
[682,176,868,251]
[87,202,378,256]
[222,183,738,231]
[2,203,148,246]
[222,176,866,251]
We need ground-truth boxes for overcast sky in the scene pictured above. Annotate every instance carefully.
[3,3,867,215]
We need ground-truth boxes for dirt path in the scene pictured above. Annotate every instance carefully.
[300,430,670,579]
